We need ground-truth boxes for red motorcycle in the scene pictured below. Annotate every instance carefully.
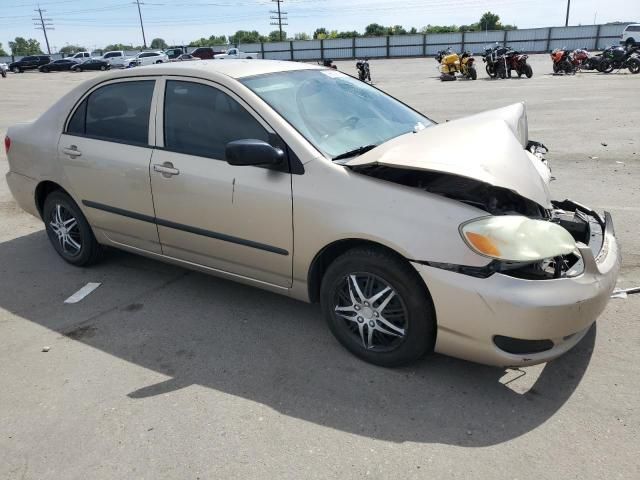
[504,49,533,78]
[551,48,591,74]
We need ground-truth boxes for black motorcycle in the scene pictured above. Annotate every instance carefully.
[356,59,371,82]
[598,44,640,74]
[319,58,337,70]
[483,44,510,79]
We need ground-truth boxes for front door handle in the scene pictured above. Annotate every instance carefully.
[153,162,180,177]
[62,145,82,158]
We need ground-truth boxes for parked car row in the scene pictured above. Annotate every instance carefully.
[3,47,261,76]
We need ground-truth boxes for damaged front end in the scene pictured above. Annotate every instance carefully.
[349,155,607,282]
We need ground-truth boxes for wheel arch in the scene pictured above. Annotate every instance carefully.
[307,238,427,304]
[35,180,72,219]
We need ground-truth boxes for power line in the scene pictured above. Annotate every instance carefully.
[270,0,288,41]
[33,7,54,54]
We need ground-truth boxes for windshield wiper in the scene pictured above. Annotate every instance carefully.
[332,144,378,161]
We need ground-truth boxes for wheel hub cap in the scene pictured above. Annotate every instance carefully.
[49,204,82,256]
[334,274,408,351]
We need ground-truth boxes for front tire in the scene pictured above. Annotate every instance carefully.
[524,63,533,78]
[43,191,103,267]
[469,66,477,80]
[99,65,106,71]
[320,247,436,367]
[628,58,640,74]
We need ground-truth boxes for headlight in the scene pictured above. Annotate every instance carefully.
[460,216,576,262]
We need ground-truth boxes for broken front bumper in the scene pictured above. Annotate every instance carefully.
[412,209,620,367]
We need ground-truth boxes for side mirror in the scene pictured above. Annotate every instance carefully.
[225,139,285,167]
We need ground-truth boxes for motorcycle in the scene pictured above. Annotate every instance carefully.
[435,48,477,81]
[356,59,371,82]
[0,62,7,78]
[598,44,640,74]
[319,58,337,70]
[483,44,532,79]
[551,48,575,74]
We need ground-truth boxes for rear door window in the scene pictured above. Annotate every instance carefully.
[66,80,155,146]
[163,80,269,159]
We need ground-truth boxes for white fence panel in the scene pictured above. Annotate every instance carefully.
[263,41,290,52]
[508,28,550,41]
[238,43,262,52]
[427,32,463,47]
[293,49,321,60]
[599,24,627,38]
[506,40,548,52]
[389,45,422,56]
[465,31,504,44]
[426,43,462,55]
[389,34,423,46]
[551,25,598,40]
[355,47,386,58]
[356,37,386,47]
[262,50,291,60]
[325,38,354,49]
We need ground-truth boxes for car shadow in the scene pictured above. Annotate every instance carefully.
[0,230,595,446]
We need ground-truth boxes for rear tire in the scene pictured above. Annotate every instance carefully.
[99,66,106,71]
[469,66,477,80]
[43,191,103,267]
[320,247,436,367]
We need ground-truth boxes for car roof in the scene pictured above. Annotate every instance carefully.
[103,59,322,80]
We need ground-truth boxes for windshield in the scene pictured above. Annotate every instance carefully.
[241,69,432,159]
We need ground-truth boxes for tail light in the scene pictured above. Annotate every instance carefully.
[4,136,10,154]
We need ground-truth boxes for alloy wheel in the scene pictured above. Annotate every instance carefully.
[49,203,82,257]
[333,273,408,352]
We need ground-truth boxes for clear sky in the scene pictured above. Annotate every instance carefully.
[1,0,638,52]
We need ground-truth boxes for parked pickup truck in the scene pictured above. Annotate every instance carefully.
[214,48,259,59]
[101,50,134,68]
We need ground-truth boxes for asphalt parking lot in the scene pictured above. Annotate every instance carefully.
[0,55,638,479]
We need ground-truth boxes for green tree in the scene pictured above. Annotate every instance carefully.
[0,42,8,56]
[313,28,328,39]
[420,24,459,34]
[150,38,168,49]
[8,37,42,55]
[389,25,407,35]
[229,30,264,44]
[267,30,286,42]
[188,35,227,47]
[60,45,86,55]
[104,43,134,51]
[479,11,501,30]
[294,32,310,41]
[335,30,360,38]
[365,23,389,36]
[409,27,418,34]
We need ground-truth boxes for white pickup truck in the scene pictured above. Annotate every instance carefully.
[214,48,259,59]
[101,50,134,68]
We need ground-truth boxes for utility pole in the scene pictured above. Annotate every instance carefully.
[33,7,54,54]
[133,0,147,49]
[565,0,571,27]
[270,0,288,41]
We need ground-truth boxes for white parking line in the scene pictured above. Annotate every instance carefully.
[64,282,102,304]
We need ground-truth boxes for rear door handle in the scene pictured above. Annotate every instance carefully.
[153,162,180,177]
[62,145,82,158]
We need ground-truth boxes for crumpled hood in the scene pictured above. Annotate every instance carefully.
[346,103,552,208]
